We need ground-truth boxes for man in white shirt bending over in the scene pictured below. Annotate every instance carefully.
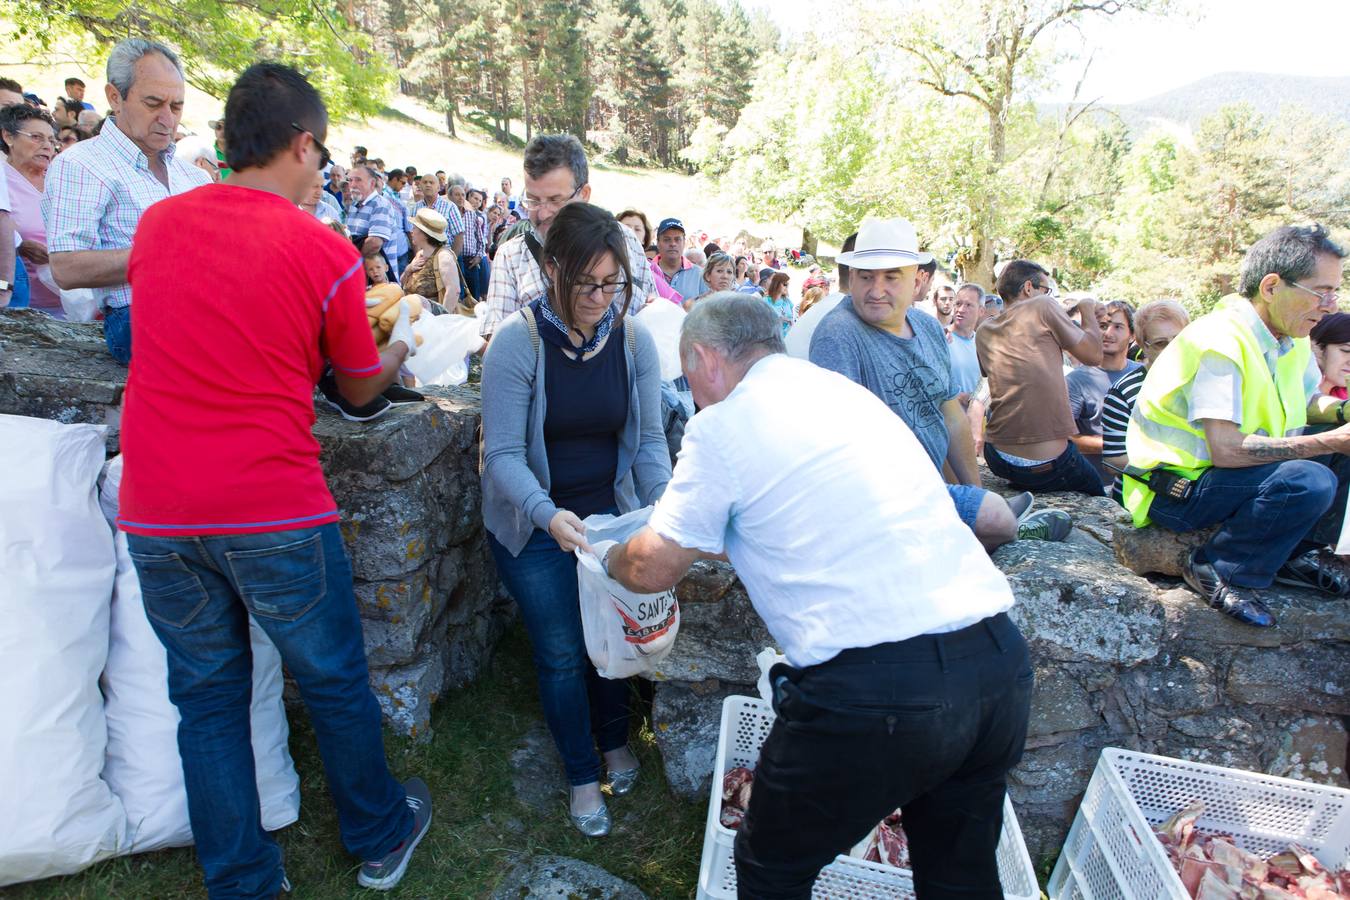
[600,293,1033,899]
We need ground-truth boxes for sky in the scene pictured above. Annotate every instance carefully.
[743,0,1350,105]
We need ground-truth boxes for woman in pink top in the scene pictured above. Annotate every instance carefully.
[1,105,60,315]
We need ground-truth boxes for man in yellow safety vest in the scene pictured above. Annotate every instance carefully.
[1125,224,1350,627]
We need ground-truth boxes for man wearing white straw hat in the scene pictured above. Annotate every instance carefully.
[810,217,1072,547]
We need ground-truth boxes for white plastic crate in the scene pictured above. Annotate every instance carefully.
[1048,747,1350,900]
[696,695,1039,900]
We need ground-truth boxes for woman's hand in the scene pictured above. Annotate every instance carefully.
[18,241,47,266]
[548,510,593,554]
[405,249,429,273]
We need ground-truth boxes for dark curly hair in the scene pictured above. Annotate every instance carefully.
[0,104,56,155]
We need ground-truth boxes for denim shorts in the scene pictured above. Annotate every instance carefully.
[947,484,987,528]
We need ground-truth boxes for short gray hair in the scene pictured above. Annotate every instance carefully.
[955,282,984,300]
[107,38,183,99]
[680,292,785,368]
[523,133,588,191]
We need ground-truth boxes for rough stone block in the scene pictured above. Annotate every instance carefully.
[369,646,446,742]
[315,386,481,482]
[1268,716,1348,785]
[651,679,748,802]
[1226,645,1350,715]
[1142,656,1220,717]
[1026,667,1099,737]
[491,855,647,900]
[0,310,125,451]
[1000,539,1164,667]
[1113,522,1216,577]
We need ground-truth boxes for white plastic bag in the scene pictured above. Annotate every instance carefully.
[575,508,680,679]
[636,300,687,382]
[97,455,301,852]
[40,267,100,322]
[404,311,484,386]
[0,415,127,886]
[102,533,301,852]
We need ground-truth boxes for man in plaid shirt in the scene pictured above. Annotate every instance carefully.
[43,38,211,363]
[345,164,402,278]
[412,173,464,254]
[460,187,491,302]
[478,134,655,339]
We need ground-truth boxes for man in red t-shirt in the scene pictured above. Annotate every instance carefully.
[120,63,431,899]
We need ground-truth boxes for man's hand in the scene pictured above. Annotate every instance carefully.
[548,510,592,554]
[467,256,480,268]
[387,299,418,358]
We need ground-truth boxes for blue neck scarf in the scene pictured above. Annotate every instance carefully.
[537,290,616,356]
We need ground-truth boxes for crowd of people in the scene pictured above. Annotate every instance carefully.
[7,37,1350,900]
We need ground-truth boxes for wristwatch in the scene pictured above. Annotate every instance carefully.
[601,544,616,578]
[0,279,11,293]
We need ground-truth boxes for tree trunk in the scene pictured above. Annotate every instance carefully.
[801,227,817,258]
[969,104,1006,290]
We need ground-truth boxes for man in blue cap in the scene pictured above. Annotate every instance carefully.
[653,217,705,300]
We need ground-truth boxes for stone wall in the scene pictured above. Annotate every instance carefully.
[0,310,513,739]
[647,486,1350,862]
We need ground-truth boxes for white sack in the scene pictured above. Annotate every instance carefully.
[636,300,687,382]
[0,415,126,886]
[98,456,301,852]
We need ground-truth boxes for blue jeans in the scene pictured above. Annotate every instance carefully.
[1147,460,1338,588]
[104,304,131,364]
[985,440,1105,497]
[126,524,411,900]
[488,526,631,786]
[7,258,29,308]
[459,254,489,301]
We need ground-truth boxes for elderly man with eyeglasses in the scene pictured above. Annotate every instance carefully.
[1124,224,1350,627]
[42,37,212,362]
[477,134,656,339]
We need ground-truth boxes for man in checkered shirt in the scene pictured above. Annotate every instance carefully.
[478,134,655,339]
[411,173,464,255]
[344,164,402,279]
[43,38,211,363]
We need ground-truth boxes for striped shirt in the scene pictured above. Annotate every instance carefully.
[479,222,655,337]
[41,118,211,309]
[412,197,464,242]
[1101,365,1146,461]
[345,189,401,274]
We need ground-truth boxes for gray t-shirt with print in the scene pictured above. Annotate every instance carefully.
[810,299,957,471]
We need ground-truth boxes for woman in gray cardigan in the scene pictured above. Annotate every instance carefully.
[480,203,671,837]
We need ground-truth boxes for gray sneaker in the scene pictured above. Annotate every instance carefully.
[357,778,432,891]
[1007,491,1035,523]
[1016,508,1072,542]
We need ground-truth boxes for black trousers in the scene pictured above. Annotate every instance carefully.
[734,613,1034,900]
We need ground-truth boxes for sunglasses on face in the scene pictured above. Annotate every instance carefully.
[290,123,331,170]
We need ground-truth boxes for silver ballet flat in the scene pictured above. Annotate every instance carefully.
[570,800,612,838]
[607,765,640,797]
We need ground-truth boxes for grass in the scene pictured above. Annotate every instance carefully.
[7,625,707,899]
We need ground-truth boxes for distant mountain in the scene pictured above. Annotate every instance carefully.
[1042,72,1350,135]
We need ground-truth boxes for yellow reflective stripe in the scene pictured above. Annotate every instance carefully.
[1130,412,1212,466]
